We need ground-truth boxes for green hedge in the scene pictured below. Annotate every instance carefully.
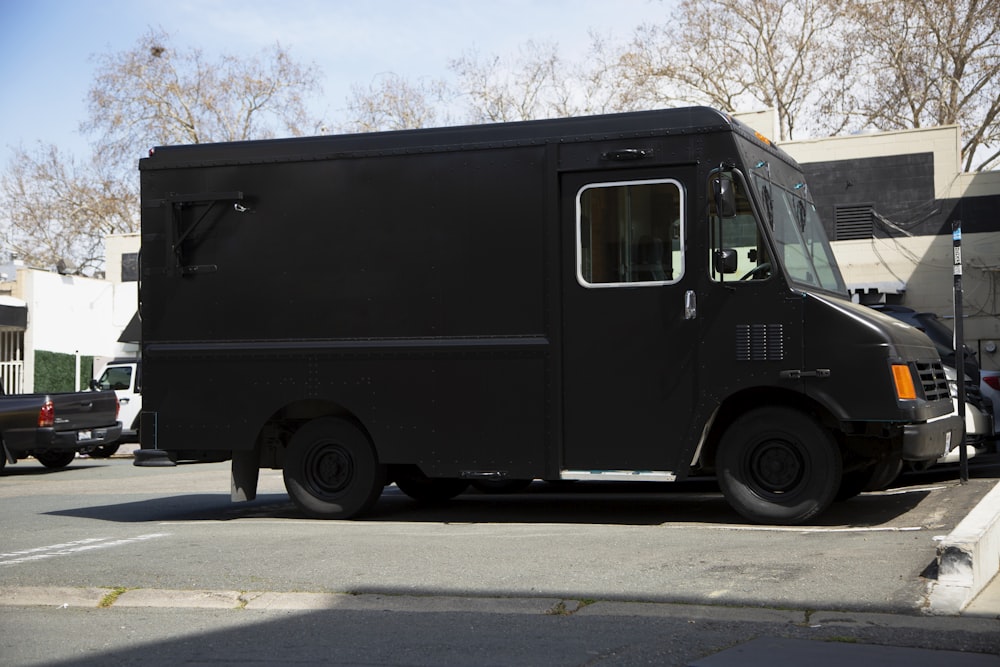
[33,350,94,393]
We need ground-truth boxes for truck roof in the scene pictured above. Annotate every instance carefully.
[140,107,783,170]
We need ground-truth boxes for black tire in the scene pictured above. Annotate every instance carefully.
[283,417,386,519]
[863,456,903,492]
[717,407,842,525]
[87,444,120,458]
[34,450,77,470]
[394,467,469,502]
[835,468,870,502]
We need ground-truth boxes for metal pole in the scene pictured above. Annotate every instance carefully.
[953,220,968,483]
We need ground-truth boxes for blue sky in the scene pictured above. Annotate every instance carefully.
[0,0,670,161]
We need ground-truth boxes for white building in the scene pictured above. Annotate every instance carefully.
[0,234,139,394]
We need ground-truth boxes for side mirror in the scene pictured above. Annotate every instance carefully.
[714,249,738,275]
[89,379,101,391]
[712,176,737,218]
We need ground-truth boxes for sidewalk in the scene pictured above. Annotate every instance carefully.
[2,586,997,665]
[966,573,1000,617]
[929,476,1000,615]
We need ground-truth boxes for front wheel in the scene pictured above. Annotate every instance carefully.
[717,407,841,525]
[283,417,386,519]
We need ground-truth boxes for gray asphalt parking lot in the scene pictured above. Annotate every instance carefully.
[1,446,998,665]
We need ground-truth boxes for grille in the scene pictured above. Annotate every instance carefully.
[736,324,785,361]
[914,360,950,402]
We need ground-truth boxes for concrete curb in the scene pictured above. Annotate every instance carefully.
[1,586,998,635]
[929,480,1000,614]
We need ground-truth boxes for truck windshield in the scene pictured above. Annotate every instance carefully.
[751,173,847,295]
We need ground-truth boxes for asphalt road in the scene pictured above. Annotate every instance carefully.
[1,452,999,666]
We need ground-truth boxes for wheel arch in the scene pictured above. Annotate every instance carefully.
[257,398,374,469]
[230,397,375,503]
[696,386,842,473]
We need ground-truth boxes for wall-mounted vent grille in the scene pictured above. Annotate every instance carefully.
[835,204,874,240]
[736,324,785,361]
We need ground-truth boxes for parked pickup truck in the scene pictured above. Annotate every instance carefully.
[1,388,122,472]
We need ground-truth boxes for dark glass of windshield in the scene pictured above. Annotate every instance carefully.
[750,173,847,295]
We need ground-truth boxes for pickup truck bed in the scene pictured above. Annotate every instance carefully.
[1,390,122,471]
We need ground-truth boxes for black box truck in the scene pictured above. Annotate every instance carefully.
[134,107,961,524]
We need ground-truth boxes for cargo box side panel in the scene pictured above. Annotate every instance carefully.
[140,144,553,473]
[140,145,547,341]
[142,350,548,477]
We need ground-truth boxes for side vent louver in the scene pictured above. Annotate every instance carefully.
[736,324,785,361]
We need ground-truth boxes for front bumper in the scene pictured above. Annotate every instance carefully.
[902,413,964,462]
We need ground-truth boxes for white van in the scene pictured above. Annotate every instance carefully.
[93,358,141,443]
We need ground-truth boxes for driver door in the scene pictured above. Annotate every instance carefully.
[560,168,700,473]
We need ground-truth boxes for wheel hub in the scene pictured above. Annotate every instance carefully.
[749,439,803,494]
[306,444,353,495]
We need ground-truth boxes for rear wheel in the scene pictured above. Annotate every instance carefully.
[717,407,841,525]
[283,417,386,519]
[34,450,76,470]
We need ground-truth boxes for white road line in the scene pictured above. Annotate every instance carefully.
[0,533,170,566]
[722,525,924,533]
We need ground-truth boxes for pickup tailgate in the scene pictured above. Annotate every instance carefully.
[52,391,119,429]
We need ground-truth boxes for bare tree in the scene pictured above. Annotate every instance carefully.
[625,0,854,141]
[448,34,657,124]
[449,41,567,123]
[340,73,450,132]
[843,0,1000,171]
[84,28,322,165]
[0,144,133,274]
[552,31,658,117]
[0,28,324,274]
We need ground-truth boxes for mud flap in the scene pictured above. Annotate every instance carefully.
[231,448,259,502]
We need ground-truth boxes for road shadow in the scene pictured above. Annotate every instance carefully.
[46,476,940,529]
[45,451,1000,527]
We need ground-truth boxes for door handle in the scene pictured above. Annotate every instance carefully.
[685,290,697,320]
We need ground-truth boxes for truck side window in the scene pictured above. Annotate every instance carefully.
[98,366,132,391]
[577,179,684,288]
[709,173,770,282]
